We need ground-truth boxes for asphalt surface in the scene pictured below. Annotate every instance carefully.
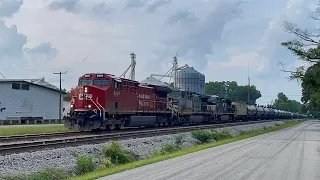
[99,120,320,180]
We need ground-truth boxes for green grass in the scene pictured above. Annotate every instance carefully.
[0,125,70,136]
[69,119,306,180]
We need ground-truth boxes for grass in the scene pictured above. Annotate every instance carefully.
[0,125,70,136]
[69,119,307,180]
[0,168,71,180]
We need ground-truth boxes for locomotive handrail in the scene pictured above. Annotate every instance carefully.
[95,97,105,111]
[89,99,102,117]
[94,97,105,120]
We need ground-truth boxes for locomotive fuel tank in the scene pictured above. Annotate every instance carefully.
[129,116,157,127]
[189,115,204,124]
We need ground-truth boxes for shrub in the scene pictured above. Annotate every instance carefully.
[103,141,137,165]
[0,168,70,180]
[213,129,232,141]
[97,158,113,170]
[191,129,233,143]
[75,155,95,175]
[174,134,186,147]
[157,144,180,155]
[191,130,215,143]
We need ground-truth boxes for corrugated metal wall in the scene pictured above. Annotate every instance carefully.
[175,67,205,94]
[0,82,62,120]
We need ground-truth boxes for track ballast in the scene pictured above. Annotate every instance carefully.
[0,119,297,155]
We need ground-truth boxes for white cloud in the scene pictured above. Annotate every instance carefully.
[1,0,318,105]
[0,0,23,18]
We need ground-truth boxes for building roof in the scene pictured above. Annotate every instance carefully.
[0,78,66,94]
[140,76,170,87]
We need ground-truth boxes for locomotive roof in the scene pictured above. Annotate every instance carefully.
[82,73,140,83]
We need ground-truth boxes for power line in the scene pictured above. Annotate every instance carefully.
[0,71,5,79]
[53,71,67,124]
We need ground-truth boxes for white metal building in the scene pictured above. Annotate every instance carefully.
[0,78,66,124]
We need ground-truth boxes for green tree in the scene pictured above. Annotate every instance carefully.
[281,2,320,116]
[205,81,262,104]
[272,93,302,113]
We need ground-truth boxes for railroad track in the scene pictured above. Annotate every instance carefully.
[0,119,293,155]
[0,131,89,143]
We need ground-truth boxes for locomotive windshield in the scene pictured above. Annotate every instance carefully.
[93,79,110,86]
[78,79,92,85]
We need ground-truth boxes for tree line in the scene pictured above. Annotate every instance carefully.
[280,2,320,117]
[204,81,261,105]
[204,81,303,113]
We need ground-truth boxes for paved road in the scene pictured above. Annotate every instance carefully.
[99,120,320,180]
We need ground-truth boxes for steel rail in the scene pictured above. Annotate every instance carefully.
[0,119,290,155]
[0,132,88,143]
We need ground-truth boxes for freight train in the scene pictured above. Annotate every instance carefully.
[65,73,307,131]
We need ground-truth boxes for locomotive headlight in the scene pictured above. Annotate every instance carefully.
[70,104,73,108]
[84,87,88,93]
[88,104,92,108]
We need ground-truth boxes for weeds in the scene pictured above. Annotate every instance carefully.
[0,168,70,180]
[212,128,233,140]
[97,158,113,170]
[102,141,137,165]
[174,134,186,147]
[191,128,232,143]
[191,130,215,143]
[154,144,180,156]
[75,155,95,175]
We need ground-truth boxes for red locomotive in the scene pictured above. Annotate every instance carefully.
[66,73,173,131]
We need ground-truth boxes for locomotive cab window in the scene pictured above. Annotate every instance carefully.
[93,79,110,86]
[78,79,92,85]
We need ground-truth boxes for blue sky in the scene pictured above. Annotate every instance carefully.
[0,0,317,105]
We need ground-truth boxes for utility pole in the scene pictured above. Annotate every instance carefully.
[248,76,250,105]
[247,59,250,105]
[53,71,67,124]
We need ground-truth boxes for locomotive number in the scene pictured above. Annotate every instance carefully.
[114,91,120,96]
[78,94,92,100]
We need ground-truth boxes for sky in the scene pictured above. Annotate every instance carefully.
[0,0,318,105]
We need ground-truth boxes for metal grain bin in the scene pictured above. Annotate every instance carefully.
[175,67,205,95]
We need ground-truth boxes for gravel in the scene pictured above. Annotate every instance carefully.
[0,121,286,175]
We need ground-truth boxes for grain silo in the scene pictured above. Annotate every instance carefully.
[175,67,205,94]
